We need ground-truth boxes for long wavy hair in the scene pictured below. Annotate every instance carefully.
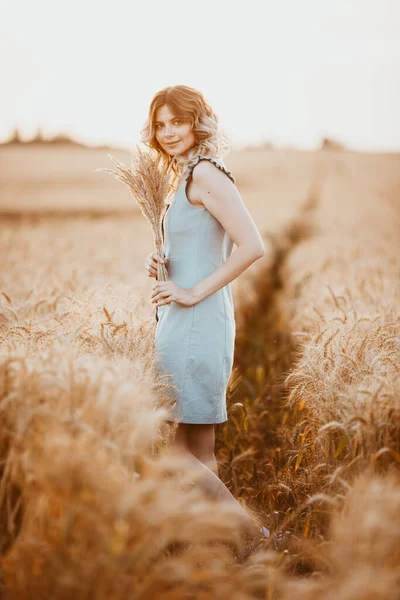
[140,85,231,200]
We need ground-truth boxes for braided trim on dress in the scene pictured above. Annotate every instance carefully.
[185,153,236,185]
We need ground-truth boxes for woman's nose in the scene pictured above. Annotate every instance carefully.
[164,125,175,136]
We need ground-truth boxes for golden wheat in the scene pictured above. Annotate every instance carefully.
[1,148,400,597]
[95,145,170,283]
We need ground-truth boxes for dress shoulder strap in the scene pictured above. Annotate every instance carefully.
[185,153,236,185]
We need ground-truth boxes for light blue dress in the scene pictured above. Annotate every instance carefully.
[154,153,236,424]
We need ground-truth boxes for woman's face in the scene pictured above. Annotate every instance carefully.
[154,104,195,157]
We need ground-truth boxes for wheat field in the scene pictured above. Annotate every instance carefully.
[0,142,399,598]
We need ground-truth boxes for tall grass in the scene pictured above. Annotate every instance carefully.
[0,150,399,597]
[219,151,400,562]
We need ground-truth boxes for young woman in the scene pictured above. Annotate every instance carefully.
[142,85,269,537]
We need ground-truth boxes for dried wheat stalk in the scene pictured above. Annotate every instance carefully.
[95,145,170,283]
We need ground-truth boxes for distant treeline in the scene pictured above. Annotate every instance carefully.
[243,137,347,152]
[2,127,347,152]
[0,128,115,150]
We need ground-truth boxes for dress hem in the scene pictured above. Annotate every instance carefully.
[165,417,228,425]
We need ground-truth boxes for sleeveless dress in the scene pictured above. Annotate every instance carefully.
[154,153,236,424]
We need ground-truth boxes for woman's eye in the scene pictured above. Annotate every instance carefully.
[155,120,181,129]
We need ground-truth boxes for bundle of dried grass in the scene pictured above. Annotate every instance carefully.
[95,145,170,283]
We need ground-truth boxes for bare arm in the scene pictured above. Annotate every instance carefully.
[190,160,265,305]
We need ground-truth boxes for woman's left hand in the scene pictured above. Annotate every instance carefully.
[151,281,195,308]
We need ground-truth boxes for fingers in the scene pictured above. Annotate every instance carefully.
[152,291,170,302]
[152,252,165,265]
[145,260,157,278]
[151,283,167,300]
[145,252,166,278]
[155,298,171,307]
[151,283,171,305]
[153,295,172,306]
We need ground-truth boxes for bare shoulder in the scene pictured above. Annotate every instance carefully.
[190,158,235,188]
[186,159,235,208]
[185,159,235,211]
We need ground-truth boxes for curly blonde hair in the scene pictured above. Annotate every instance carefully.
[140,85,232,198]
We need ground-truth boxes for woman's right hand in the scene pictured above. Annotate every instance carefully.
[144,252,168,278]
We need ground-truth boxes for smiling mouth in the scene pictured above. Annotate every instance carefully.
[166,141,180,147]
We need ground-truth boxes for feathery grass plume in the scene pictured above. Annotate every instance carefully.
[95,145,170,286]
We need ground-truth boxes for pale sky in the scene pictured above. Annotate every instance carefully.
[1,0,399,151]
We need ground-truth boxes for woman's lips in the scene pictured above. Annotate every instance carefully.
[166,140,180,147]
